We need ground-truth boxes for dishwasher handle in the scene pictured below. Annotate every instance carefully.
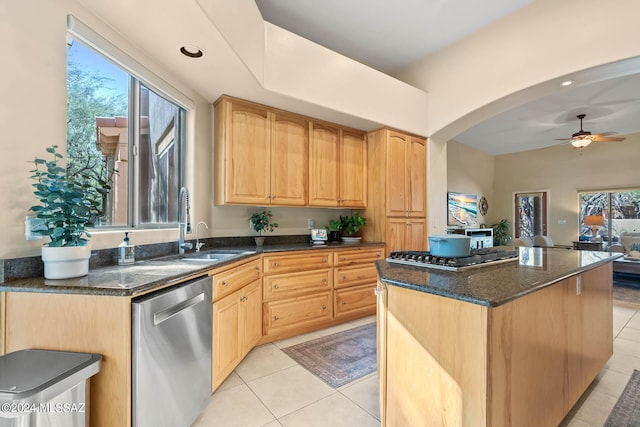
[153,292,206,326]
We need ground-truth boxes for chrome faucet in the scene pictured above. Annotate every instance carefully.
[195,221,209,252]
[178,187,192,254]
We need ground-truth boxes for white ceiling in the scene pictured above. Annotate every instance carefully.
[77,0,640,155]
[255,0,534,74]
[255,0,640,155]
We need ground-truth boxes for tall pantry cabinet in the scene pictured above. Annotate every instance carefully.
[362,129,427,254]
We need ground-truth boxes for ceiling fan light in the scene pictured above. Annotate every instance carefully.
[571,138,591,148]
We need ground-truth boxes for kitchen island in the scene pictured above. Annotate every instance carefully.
[376,247,622,427]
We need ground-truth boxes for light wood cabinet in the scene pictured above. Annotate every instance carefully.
[212,279,262,391]
[363,128,427,255]
[308,122,367,208]
[263,292,333,336]
[378,263,614,427]
[386,131,426,217]
[214,96,308,206]
[212,258,261,300]
[260,246,383,343]
[385,217,426,254]
[334,283,377,319]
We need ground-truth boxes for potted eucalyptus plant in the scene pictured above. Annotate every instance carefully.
[339,211,367,243]
[249,210,278,246]
[29,145,112,279]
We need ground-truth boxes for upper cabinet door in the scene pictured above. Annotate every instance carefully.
[309,123,340,207]
[407,136,426,217]
[339,130,367,208]
[386,131,409,217]
[224,101,271,204]
[271,112,309,206]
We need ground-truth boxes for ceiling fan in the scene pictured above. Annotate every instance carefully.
[556,114,626,148]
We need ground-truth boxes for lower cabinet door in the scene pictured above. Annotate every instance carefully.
[240,279,262,357]
[263,292,332,336]
[334,284,377,318]
[212,289,241,390]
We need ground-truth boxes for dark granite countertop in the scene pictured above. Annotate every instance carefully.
[0,241,383,297]
[377,247,623,307]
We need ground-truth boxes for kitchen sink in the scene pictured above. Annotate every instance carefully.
[180,249,255,263]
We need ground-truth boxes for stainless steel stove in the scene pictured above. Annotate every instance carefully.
[386,248,519,271]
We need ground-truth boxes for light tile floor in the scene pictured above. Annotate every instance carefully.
[194,298,640,427]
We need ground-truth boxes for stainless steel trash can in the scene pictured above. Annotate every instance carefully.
[0,349,101,427]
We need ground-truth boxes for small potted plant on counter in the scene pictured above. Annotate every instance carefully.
[325,218,342,242]
[339,211,367,243]
[249,210,279,246]
[29,144,113,279]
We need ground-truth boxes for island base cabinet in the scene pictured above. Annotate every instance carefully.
[378,263,613,427]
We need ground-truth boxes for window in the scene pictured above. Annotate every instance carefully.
[579,190,640,244]
[66,37,185,228]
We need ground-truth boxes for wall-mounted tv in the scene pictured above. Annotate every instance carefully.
[447,192,479,227]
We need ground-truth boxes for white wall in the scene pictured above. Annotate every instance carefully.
[0,0,349,259]
[447,141,495,227]
[493,133,640,246]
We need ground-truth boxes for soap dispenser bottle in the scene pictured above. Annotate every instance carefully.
[118,232,135,265]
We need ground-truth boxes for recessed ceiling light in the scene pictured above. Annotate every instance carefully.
[561,80,574,87]
[180,45,204,58]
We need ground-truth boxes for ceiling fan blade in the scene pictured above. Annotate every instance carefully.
[555,137,572,141]
[592,131,616,137]
[593,136,626,142]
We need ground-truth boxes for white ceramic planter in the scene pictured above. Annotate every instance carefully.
[341,236,362,244]
[41,245,91,279]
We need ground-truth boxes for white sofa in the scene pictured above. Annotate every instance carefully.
[608,231,640,253]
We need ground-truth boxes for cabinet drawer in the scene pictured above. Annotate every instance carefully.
[263,269,332,301]
[334,284,377,319]
[263,292,333,335]
[263,252,332,274]
[334,264,378,289]
[212,259,261,301]
[333,248,384,266]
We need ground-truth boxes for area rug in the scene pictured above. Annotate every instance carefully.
[283,322,377,388]
[603,369,640,426]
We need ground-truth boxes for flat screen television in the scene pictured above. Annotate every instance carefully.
[447,192,479,227]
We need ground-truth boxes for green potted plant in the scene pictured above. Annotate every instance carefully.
[325,218,342,242]
[29,145,112,279]
[491,218,512,246]
[339,211,367,243]
[249,210,278,246]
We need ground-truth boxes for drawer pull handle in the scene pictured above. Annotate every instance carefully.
[274,315,279,320]
[274,284,279,289]
[341,257,346,261]
[274,262,279,267]
[322,278,327,283]
[342,300,346,305]
[322,305,327,310]
[342,276,347,280]
[322,258,327,263]
[222,281,228,286]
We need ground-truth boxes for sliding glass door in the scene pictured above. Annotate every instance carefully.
[578,190,640,246]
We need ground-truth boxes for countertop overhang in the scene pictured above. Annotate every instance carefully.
[377,246,623,307]
[0,241,384,297]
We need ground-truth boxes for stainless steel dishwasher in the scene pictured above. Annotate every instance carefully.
[132,275,212,427]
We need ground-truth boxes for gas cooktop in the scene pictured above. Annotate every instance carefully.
[386,248,519,271]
